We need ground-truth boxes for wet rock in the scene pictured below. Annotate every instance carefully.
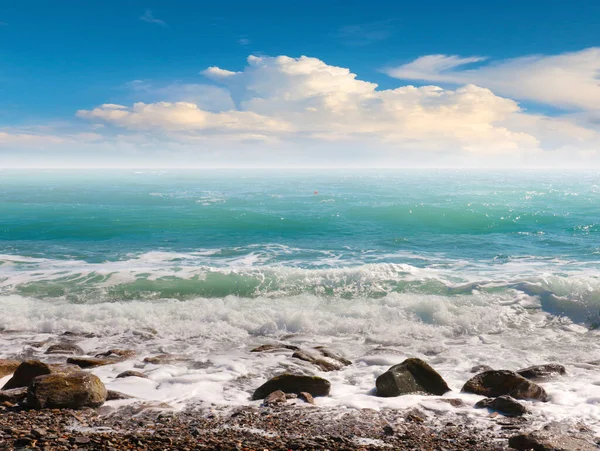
[439,398,465,407]
[299,391,315,405]
[252,374,331,400]
[27,371,107,409]
[509,430,597,450]
[0,387,27,404]
[45,343,84,355]
[517,364,566,381]
[376,358,451,397]
[143,354,188,365]
[2,360,78,390]
[475,395,527,417]
[291,347,351,372]
[251,344,300,352]
[66,357,119,368]
[106,390,134,401]
[116,370,148,379]
[264,390,287,406]
[471,365,493,373]
[0,359,20,378]
[462,370,548,401]
[95,349,135,360]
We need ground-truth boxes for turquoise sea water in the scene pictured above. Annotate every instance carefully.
[1,170,599,319]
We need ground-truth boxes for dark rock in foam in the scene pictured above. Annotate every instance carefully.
[475,395,527,417]
[252,374,331,400]
[517,364,566,381]
[462,370,548,401]
[376,358,451,397]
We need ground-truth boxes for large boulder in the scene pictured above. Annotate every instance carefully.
[0,359,20,379]
[375,358,450,397]
[2,360,78,390]
[27,372,107,409]
[517,364,566,381]
[252,374,331,400]
[462,370,548,401]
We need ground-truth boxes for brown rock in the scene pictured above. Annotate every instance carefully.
[252,374,331,400]
[517,364,566,381]
[106,390,134,401]
[116,370,148,379]
[143,354,188,365]
[95,349,135,360]
[299,392,315,405]
[45,343,84,355]
[0,387,27,404]
[475,395,527,416]
[509,430,597,450]
[264,390,287,406]
[376,358,451,397]
[2,361,78,390]
[27,372,107,409]
[462,370,548,401]
[0,359,20,378]
[250,344,299,352]
[66,357,118,368]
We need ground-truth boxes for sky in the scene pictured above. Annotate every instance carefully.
[1,0,600,168]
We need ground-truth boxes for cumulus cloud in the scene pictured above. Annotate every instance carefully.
[385,48,600,111]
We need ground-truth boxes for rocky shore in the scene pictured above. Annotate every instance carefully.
[0,334,598,450]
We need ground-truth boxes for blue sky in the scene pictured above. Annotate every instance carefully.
[1,0,600,167]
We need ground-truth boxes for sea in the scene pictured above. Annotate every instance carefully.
[1,169,599,430]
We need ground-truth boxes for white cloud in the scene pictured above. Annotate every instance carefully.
[140,9,167,27]
[385,48,600,111]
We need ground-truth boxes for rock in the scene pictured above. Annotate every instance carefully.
[439,398,465,407]
[45,343,84,355]
[106,390,134,401]
[66,357,119,368]
[375,358,451,397]
[143,354,188,365]
[2,360,78,390]
[0,387,27,404]
[475,395,527,416]
[27,371,107,409]
[509,431,598,450]
[264,390,287,406]
[116,370,148,379]
[252,374,331,400]
[299,391,315,405]
[251,344,300,352]
[517,364,566,381]
[291,347,351,372]
[462,370,548,401]
[0,359,20,378]
[471,364,493,373]
[95,349,135,360]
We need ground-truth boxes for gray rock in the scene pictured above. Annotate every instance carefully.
[264,390,287,405]
[27,372,107,409]
[517,364,566,381]
[291,347,351,372]
[475,395,527,416]
[250,344,299,352]
[471,364,493,373]
[252,374,331,400]
[45,343,84,355]
[0,387,27,404]
[376,358,451,397]
[509,430,598,450]
[462,370,548,401]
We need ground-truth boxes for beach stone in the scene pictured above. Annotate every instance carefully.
[0,387,27,404]
[2,360,78,390]
[462,370,548,401]
[27,371,107,409]
[143,354,188,365]
[264,390,287,405]
[375,358,451,397]
[66,357,118,368]
[291,347,351,372]
[509,430,597,450]
[299,391,315,405]
[95,349,135,360]
[475,395,527,417]
[45,343,84,355]
[0,359,20,378]
[471,364,493,373]
[252,374,331,400]
[517,364,566,381]
[116,370,148,379]
[251,344,299,352]
[106,390,134,401]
